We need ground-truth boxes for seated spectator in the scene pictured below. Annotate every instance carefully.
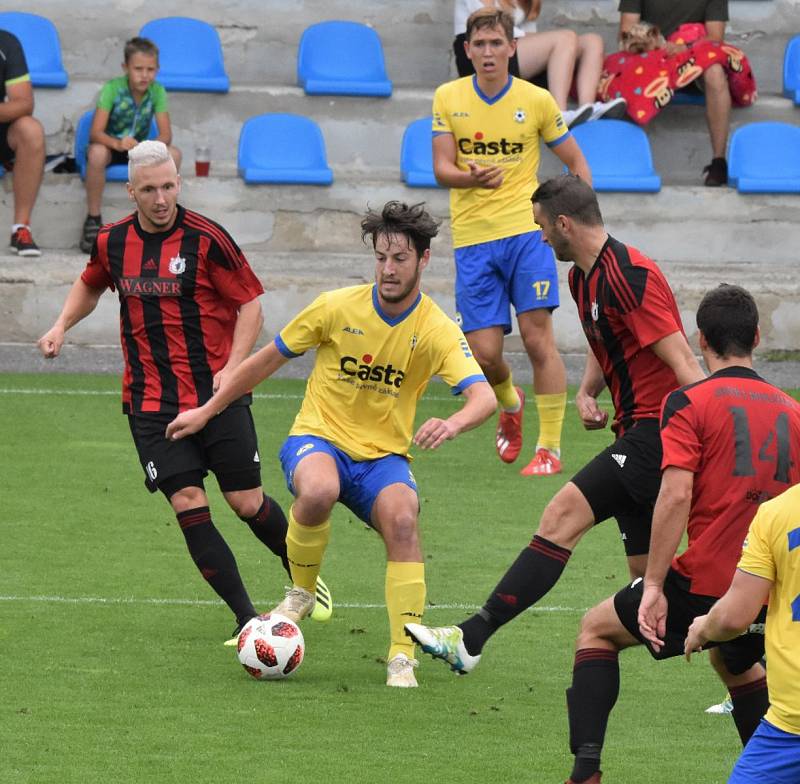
[0,28,45,257]
[80,37,182,253]
[618,0,735,186]
[453,0,626,127]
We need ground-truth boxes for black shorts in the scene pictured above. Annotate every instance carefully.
[614,569,766,675]
[0,123,14,165]
[127,404,262,497]
[109,149,129,166]
[570,418,662,557]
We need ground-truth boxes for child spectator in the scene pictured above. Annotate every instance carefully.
[80,37,181,252]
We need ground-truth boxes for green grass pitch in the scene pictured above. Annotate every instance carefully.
[0,372,769,783]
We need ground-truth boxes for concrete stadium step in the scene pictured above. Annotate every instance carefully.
[3,171,797,264]
[2,233,799,354]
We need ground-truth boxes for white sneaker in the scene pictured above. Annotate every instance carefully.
[404,623,481,675]
[590,97,628,121]
[272,586,315,622]
[562,103,593,129]
[386,653,419,688]
[705,695,734,715]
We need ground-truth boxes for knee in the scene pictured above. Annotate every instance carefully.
[383,509,420,548]
[557,29,579,54]
[703,64,727,90]
[470,345,503,376]
[538,494,589,544]
[296,481,339,520]
[576,605,605,648]
[87,143,111,167]
[228,492,263,520]
[169,486,207,513]
[12,116,45,151]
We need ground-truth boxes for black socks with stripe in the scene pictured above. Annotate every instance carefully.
[459,535,572,655]
[176,506,256,626]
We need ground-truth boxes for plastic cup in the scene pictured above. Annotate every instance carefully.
[195,146,210,177]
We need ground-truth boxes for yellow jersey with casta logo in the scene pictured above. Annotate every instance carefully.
[737,484,800,735]
[432,75,569,248]
[275,284,486,461]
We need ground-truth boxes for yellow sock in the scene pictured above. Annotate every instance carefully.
[286,507,330,593]
[535,391,566,455]
[492,374,521,412]
[386,561,426,660]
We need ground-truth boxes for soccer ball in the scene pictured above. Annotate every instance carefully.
[236,613,305,680]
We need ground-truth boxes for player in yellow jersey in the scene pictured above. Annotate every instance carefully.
[433,7,591,477]
[686,483,800,783]
[166,201,496,688]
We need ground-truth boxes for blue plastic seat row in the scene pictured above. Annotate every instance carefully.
[0,14,392,96]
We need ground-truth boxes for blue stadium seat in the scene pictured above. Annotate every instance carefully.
[401,118,440,188]
[783,35,800,105]
[0,12,68,88]
[728,122,800,193]
[297,21,392,97]
[237,114,333,185]
[568,120,661,192]
[74,110,158,181]
[139,17,229,93]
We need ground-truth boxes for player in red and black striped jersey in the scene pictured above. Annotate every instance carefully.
[562,284,800,783]
[406,175,703,678]
[37,141,320,641]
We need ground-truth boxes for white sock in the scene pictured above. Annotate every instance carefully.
[12,224,29,233]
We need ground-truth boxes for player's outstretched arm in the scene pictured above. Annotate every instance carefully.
[576,351,608,430]
[37,279,105,359]
[413,380,496,450]
[650,332,705,387]
[166,341,288,440]
[551,135,592,187]
[638,466,693,650]
[684,570,771,660]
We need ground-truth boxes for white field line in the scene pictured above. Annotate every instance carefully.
[0,594,583,613]
[0,387,576,405]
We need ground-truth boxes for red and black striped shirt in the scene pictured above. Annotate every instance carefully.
[568,235,684,434]
[81,205,264,414]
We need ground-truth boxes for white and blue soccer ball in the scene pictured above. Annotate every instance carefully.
[236,613,305,680]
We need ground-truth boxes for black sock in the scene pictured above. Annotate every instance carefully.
[730,676,769,745]
[566,648,620,782]
[458,535,571,655]
[177,506,256,625]
[240,494,291,577]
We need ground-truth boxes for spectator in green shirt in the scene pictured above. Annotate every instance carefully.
[80,37,182,253]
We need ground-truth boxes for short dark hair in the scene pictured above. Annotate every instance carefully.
[531,175,604,226]
[124,37,159,63]
[465,7,515,43]
[696,284,759,358]
[361,201,440,256]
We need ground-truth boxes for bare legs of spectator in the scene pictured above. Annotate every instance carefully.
[7,115,45,226]
[702,63,732,186]
[515,29,579,109]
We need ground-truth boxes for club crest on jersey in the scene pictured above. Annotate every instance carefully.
[410,334,418,351]
[168,255,186,275]
[591,300,599,321]
[514,108,526,123]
